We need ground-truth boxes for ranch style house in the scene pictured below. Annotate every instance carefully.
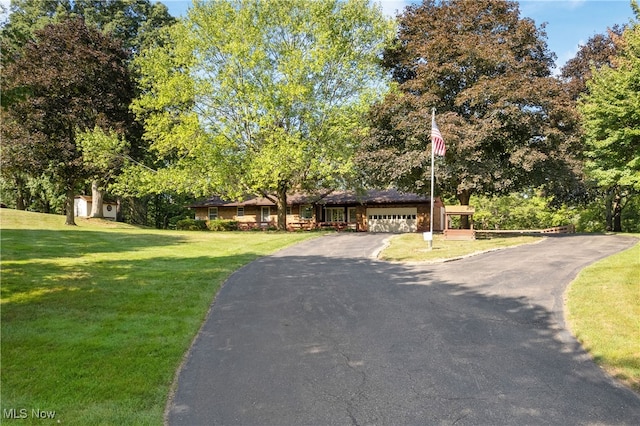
[190,189,444,233]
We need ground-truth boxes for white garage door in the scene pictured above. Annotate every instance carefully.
[367,207,418,233]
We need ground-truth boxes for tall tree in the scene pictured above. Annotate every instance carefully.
[2,17,134,225]
[0,0,175,221]
[126,0,394,229]
[560,27,624,101]
[578,8,640,232]
[356,0,581,226]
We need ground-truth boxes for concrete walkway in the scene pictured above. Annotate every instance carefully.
[168,233,640,425]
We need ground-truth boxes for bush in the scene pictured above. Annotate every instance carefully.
[176,219,208,231]
[471,191,578,230]
[207,219,239,231]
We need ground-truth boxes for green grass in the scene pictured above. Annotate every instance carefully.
[0,209,317,425]
[379,233,542,262]
[566,240,640,392]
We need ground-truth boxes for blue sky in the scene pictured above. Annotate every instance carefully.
[159,0,636,71]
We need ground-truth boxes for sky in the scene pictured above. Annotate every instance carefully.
[157,0,637,71]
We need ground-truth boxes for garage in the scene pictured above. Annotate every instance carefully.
[366,207,418,233]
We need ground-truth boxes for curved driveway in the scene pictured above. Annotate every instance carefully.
[168,234,640,425]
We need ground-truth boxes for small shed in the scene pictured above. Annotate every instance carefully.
[444,205,475,240]
[74,195,117,219]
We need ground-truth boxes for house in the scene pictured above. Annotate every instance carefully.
[74,195,117,219]
[189,189,444,233]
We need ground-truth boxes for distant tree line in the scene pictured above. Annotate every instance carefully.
[1,0,638,231]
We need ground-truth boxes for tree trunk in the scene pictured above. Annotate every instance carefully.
[116,197,124,222]
[42,198,51,214]
[89,180,104,218]
[64,188,77,226]
[128,196,149,225]
[457,189,472,229]
[605,187,614,231]
[276,183,288,231]
[15,175,27,210]
[612,189,623,232]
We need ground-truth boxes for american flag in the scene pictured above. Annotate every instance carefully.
[431,116,446,157]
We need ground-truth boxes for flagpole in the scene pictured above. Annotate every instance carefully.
[429,108,436,250]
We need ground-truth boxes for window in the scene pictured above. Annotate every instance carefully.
[237,207,244,217]
[326,207,345,222]
[261,207,270,223]
[208,207,218,220]
[300,205,313,220]
[286,206,292,215]
[348,207,357,223]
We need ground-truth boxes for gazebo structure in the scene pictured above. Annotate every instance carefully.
[443,205,476,240]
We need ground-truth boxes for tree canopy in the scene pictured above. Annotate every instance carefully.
[560,26,624,101]
[578,10,640,231]
[1,17,134,225]
[0,0,175,224]
[1,0,175,63]
[356,0,581,211]
[124,0,394,229]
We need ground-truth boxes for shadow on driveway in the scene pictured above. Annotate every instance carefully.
[169,234,640,425]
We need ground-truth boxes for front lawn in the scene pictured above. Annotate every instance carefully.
[0,209,317,425]
[566,240,640,392]
[379,232,542,262]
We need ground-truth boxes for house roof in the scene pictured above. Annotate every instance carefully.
[189,193,320,208]
[190,189,431,208]
[318,189,430,205]
[75,195,117,205]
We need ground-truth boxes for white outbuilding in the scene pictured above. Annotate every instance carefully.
[74,195,117,219]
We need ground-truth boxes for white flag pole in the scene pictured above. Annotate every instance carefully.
[429,108,436,250]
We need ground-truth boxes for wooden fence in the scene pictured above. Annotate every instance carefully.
[476,224,576,236]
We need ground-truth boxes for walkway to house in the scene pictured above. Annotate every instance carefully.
[168,233,640,425]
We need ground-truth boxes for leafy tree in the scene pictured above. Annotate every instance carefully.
[559,23,627,228]
[356,0,581,227]
[77,127,128,218]
[1,17,134,225]
[578,9,640,232]
[471,191,577,231]
[560,26,625,101]
[0,0,175,222]
[1,0,174,63]
[126,0,394,230]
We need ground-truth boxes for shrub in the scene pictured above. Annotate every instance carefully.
[471,192,578,230]
[207,219,239,231]
[176,219,208,231]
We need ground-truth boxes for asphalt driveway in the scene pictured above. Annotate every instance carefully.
[168,233,640,425]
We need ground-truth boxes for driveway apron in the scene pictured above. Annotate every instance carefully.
[168,233,640,425]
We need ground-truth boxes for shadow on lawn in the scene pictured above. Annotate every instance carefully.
[0,251,259,308]
[0,252,265,424]
[0,229,188,261]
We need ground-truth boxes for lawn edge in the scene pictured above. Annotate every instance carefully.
[162,235,321,425]
[378,235,547,264]
[562,238,640,395]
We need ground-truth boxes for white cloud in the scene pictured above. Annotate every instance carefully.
[376,0,413,18]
